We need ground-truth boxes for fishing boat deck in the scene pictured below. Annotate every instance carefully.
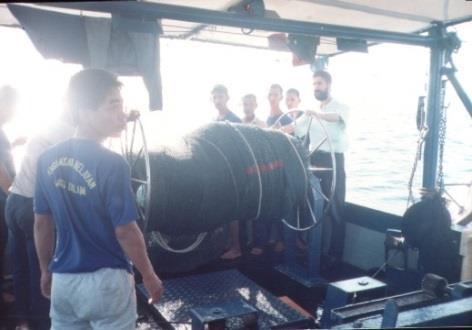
[134,248,369,329]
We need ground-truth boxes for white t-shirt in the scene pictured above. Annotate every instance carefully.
[10,120,75,198]
[294,98,349,153]
[243,116,267,128]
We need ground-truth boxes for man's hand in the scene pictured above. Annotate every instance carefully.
[306,110,320,118]
[278,122,296,134]
[306,110,341,122]
[40,271,52,299]
[142,272,164,304]
[34,213,55,298]
[271,121,282,129]
[127,110,141,122]
[280,124,293,134]
[115,222,164,304]
[11,136,27,148]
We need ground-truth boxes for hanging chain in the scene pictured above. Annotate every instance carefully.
[407,77,450,208]
[406,126,429,208]
[407,95,428,208]
[436,79,449,195]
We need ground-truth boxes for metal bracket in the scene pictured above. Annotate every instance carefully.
[189,299,258,330]
[381,299,399,328]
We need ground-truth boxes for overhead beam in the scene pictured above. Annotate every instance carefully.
[41,1,435,47]
[443,68,472,119]
[179,0,245,39]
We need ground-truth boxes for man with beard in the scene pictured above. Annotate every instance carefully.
[288,70,349,268]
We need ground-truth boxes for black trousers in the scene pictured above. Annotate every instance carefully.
[311,152,346,260]
[5,193,50,329]
[0,197,6,302]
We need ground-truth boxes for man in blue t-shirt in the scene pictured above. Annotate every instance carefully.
[211,84,242,123]
[251,84,292,255]
[34,69,163,329]
[210,84,244,260]
[266,84,292,127]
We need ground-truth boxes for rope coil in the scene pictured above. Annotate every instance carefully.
[226,122,263,221]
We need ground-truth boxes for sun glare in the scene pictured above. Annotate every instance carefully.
[1,22,470,215]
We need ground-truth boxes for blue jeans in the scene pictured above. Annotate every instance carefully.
[253,217,282,248]
[5,193,50,329]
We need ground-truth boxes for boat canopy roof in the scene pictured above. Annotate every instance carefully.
[1,1,471,54]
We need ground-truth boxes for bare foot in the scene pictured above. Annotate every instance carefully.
[220,248,242,260]
[15,321,30,330]
[250,247,264,255]
[296,238,307,251]
[2,292,15,303]
[273,241,285,252]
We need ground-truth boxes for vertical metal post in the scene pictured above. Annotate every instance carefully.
[422,25,446,190]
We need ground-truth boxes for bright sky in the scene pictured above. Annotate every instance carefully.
[0,22,470,215]
[1,24,470,134]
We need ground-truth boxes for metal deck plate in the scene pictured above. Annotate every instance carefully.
[137,269,313,329]
[275,264,326,288]
[331,276,386,293]
[332,291,435,321]
[333,296,472,328]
